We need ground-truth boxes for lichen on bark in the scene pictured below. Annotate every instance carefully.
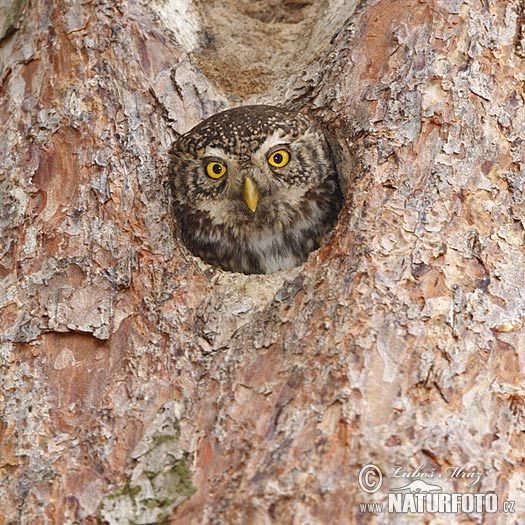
[100,402,196,525]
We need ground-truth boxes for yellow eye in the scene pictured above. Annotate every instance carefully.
[268,149,290,168]
[206,161,227,179]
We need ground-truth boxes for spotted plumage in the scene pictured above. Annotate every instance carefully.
[170,105,342,274]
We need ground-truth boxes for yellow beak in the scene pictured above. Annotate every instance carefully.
[243,176,259,213]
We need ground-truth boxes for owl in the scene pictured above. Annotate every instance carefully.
[170,105,342,274]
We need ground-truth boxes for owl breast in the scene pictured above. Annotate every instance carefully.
[170,105,342,274]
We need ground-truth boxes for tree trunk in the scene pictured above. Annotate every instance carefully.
[1,0,524,524]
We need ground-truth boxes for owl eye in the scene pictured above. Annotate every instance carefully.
[206,161,227,179]
[268,149,290,168]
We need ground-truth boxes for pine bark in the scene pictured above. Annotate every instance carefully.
[1,0,524,524]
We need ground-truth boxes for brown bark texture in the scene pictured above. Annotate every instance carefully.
[1,0,525,524]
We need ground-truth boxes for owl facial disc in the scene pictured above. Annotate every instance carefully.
[243,176,259,212]
[170,104,342,274]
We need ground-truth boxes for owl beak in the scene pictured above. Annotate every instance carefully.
[243,176,259,213]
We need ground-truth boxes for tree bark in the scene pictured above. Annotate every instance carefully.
[1,0,524,524]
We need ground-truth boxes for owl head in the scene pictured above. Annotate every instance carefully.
[170,105,341,274]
